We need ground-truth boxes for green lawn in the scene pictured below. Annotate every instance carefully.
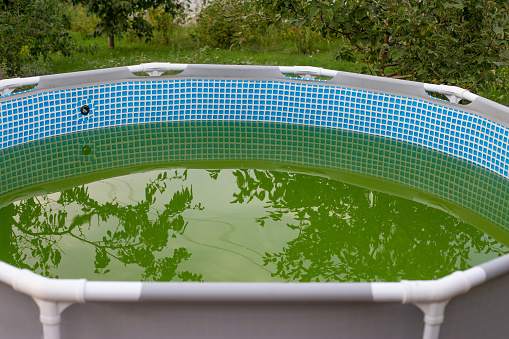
[50,31,364,75]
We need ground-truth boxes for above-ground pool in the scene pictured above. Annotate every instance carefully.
[1,63,509,339]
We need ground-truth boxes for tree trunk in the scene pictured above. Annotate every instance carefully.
[108,36,115,48]
[0,64,3,80]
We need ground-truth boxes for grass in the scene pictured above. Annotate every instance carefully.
[49,30,364,75]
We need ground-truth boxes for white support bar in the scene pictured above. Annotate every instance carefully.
[84,281,142,301]
[400,268,485,303]
[0,64,341,95]
[423,83,478,103]
[135,282,373,302]
[369,282,405,302]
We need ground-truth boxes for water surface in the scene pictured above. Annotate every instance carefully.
[0,121,508,282]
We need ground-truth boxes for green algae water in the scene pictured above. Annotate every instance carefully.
[1,121,508,282]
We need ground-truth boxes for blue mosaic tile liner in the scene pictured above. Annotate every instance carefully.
[1,78,509,178]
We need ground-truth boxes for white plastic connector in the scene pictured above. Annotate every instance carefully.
[127,62,188,76]
[403,268,485,339]
[372,267,486,339]
[7,268,86,339]
[34,299,74,339]
[279,66,337,79]
[374,272,475,304]
[12,269,86,303]
[0,76,39,96]
[424,83,478,103]
[415,301,449,339]
[400,269,485,303]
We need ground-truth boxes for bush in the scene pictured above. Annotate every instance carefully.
[279,25,322,54]
[147,6,187,45]
[195,0,267,49]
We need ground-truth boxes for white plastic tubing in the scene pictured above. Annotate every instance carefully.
[0,62,478,103]
[0,260,488,339]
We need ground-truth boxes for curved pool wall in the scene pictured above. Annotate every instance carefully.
[1,121,509,246]
[0,63,509,339]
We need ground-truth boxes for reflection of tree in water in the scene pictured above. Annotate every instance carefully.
[1,167,507,283]
[230,169,508,282]
[0,170,203,282]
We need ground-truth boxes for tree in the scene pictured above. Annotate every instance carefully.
[258,0,509,92]
[195,0,268,49]
[72,0,188,48]
[0,0,74,79]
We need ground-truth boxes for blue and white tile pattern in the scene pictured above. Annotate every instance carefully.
[1,79,508,178]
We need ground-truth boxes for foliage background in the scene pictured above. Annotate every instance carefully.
[258,0,509,92]
[1,0,509,104]
[0,0,74,78]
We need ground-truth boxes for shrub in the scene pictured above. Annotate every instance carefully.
[195,0,267,49]
[147,6,187,45]
[279,25,322,54]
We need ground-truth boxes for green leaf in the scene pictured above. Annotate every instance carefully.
[354,8,365,20]
[390,49,405,61]
[345,22,352,33]
[493,27,504,35]
[474,56,485,63]
[335,16,346,23]
[310,6,319,18]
